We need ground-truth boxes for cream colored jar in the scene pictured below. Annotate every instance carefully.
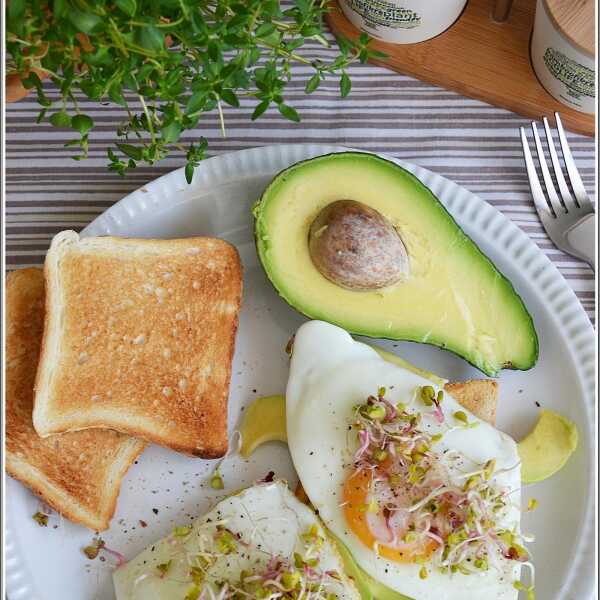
[338,0,468,44]
[531,0,595,114]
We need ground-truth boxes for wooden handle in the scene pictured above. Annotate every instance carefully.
[544,0,594,56]
[491,0,514,21]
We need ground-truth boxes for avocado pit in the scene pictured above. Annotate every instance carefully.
[308,200,409,291]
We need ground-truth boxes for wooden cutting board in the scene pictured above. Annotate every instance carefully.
[326,0,595,136]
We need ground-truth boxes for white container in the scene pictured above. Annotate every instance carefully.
[338,0,468,44]
[530,0,595,114]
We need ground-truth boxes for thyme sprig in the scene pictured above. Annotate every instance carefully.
[6,0,383,182]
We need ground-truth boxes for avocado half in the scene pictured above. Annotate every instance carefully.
[253,152,538,376]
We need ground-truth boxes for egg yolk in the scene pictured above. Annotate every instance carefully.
[343,469,437,563]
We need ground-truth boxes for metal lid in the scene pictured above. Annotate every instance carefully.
[543,0,595,57]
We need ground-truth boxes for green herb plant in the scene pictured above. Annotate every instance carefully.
[6,0,384,182]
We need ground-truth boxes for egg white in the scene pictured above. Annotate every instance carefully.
[113,481,360,599]
[286,321,521,600]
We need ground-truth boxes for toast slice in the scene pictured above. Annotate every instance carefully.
[33,231,243,457]
[295,378,499,500]
[6,268,145,531]
[444,379,498,425]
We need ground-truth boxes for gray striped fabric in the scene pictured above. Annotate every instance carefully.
[5,44,596,321]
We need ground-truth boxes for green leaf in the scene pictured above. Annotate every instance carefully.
[335,36,351,56]
[71,114,94,134]
[220,63,239,81]
[255,23,276,37]
[53,0,68,19]
[117,143,143,161]
[185,163,195,184]
[286,37,305,52]
[138,64,156,81]
[260,30,281,46]
[223,33,245,46]
[115,0,137,17]
[300,26,322,37]
[8,0,25,21]
[190,11,209,33]
[248,47,261,66]
[207,41,221,62]
[186,91,207,114]
[220,89,239,108]
[251,100,270,120]
[122,73,137,91]
[278,103,300,123]
[80,81,103,99]
[161,121,182,143]
[228,13,250,28]
[340,72,351,98]
[21,72,42,90]
[137,26,164,52]
[84,47,112,67]
[305,74,321,94]
[109,85,127,107]
[294,0,310,15]
[36,88,52,108]
[359,32,370,45]
[369,49,388,59]
[69,8,103,34]
[50,111,72,128]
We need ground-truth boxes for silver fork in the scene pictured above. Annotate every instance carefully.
[520,112,595,271]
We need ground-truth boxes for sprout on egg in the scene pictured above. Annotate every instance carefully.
[343,387,534,587]
[156,560,172,577]
[173,526,191,538]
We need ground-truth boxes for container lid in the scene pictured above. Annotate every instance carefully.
[543,0,595,56]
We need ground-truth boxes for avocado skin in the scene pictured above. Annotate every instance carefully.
[330,532,413,600]
[253,152,538,377]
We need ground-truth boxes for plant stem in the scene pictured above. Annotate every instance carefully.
[216,99,226,137]
[138,95,156,142]
[256,41,313,65]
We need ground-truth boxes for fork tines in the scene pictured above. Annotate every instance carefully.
[520,112,593,218]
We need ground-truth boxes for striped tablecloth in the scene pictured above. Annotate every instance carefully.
[5,48,596,321]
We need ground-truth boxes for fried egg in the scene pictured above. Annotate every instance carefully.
[286,321,522,600]
[114,481,360,599]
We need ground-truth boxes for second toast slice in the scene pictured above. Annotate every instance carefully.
[6,268,145,531]
[34,231,243,458]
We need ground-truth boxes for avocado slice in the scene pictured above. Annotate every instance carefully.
[330,533,413,600]
[518,409,578,483]
[239,394,287,458]
[253,152,538,376]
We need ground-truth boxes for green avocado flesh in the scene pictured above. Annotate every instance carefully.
[254,152,538,376]
[518,409,578,483]
[331,533,413,600]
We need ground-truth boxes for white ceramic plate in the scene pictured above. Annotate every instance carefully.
[5,144,595,600]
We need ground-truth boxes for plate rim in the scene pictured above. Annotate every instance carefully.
[5,143,596,600]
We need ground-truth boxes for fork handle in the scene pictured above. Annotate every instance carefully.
[566,214,595,271]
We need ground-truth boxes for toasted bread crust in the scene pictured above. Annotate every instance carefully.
[6,440,144,532]
[34,233,242,457]
[6,268,145,531]
[444,379,498,426]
